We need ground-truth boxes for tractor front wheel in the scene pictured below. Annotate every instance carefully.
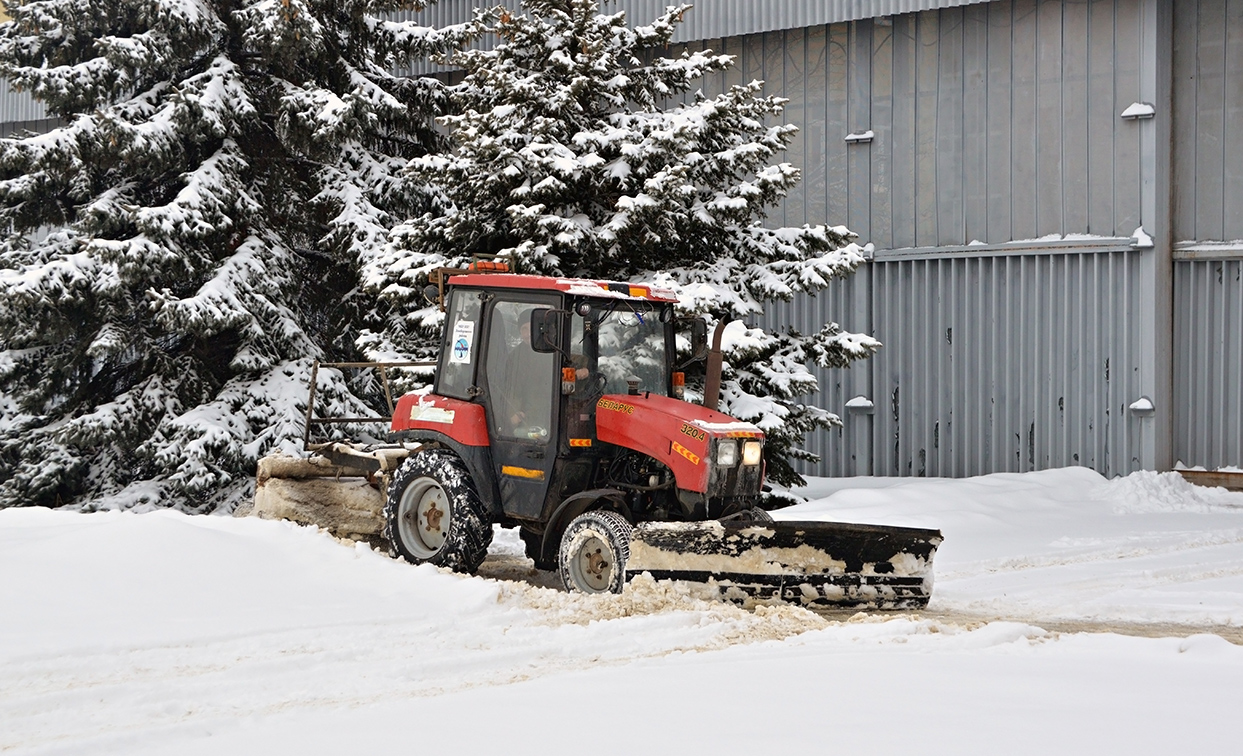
[383,450,492,573]
[558,510,633,595]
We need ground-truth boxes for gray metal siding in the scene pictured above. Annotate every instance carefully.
[1174,260,1243,469]
[1172,0,1243,243]
[765,246,1157,479]
[0,79,46,125]
[694,0,1148,244]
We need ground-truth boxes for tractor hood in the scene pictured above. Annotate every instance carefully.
[594,393,764,494]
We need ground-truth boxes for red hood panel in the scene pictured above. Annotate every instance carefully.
[594,394,763,494]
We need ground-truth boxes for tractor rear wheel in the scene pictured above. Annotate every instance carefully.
[383,450,492,573]
[558,510,633,595]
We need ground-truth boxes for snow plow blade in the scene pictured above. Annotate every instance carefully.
[625,520,943,609]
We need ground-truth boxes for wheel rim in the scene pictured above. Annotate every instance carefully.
[397,477,450,559]
[568,533,614,593]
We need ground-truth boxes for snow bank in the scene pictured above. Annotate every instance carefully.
[5,467,1243,754]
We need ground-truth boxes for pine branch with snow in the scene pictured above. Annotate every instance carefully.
[0,0,460,511]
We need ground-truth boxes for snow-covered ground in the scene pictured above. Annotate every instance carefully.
[3,467,1243,755]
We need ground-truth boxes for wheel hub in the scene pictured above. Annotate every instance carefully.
[574,535,612,592]
[423,501,444,533]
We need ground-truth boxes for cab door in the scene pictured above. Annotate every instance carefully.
[482,295,560,519]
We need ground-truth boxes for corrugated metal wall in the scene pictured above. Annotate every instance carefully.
[739,0,1167,478]
[681,0,1149,243]
[1174,260,1243,469]
[766,245,1156,479]
[0,79,46,124]
[1172,0,1243,243]
[1167,0,1243,472]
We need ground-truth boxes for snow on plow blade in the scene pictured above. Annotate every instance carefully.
[625,520,943,609]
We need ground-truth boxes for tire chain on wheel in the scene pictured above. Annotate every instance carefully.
[558,509,634,595]
[382,449,493,573]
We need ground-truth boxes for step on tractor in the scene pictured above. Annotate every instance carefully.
[252,269,942,608]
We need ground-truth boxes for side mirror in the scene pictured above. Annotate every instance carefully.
[530,308,568,353]
[677,316,709,362]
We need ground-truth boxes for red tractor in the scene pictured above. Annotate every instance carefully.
[255,271,940,607]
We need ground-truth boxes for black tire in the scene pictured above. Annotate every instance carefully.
[558,510,633,595]
[747,506,775,524]
[721,506,775,524]
[382,449,492,573]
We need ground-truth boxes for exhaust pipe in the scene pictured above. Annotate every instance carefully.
[703,317,730,412]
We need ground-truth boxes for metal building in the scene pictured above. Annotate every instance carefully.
[649,0,1242,479]
[3,0,1240,478]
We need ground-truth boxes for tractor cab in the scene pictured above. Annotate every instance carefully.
[395,274,742,557]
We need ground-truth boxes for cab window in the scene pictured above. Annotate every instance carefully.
[436,289,482,400]
[595,302,669,397]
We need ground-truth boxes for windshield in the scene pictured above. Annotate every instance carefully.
[595,302,669,397]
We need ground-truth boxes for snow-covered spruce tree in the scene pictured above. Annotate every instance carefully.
[0,0,470,511]
[366,0,880,489]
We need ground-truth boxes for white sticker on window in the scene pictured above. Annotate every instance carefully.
[449,320,474,364]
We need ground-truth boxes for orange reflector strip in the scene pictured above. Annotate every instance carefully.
[725,431,763,438]
[569,438,592,448]
[501,465,545,480]
[671,441,701,465]
[562,367,577,381]
[628,286,647,298]
[672,371,685,386]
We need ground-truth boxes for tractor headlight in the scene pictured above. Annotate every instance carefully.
[716,440,737,466]
[742,440,762,466]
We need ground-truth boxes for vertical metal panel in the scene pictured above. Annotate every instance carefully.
[1061,0,1090,234]
[1174,260,1243,468]
[784,29,807,227]
[870,21,896,248]
[1113,0,1143,235]
[721,34,744,90]
[825,23,851,229]
[1172,4,1198,239]
[1010,0,1039,240]
[1087,0,1118,235]
[961,4,989,243]
[1172,0,1243,243]
[890,14,918,248]
[1225,0,1243,241]
[1035,0,1063,236]
[765,247,1153,479]
[914,12,940,247]
[804,26,829,225]
[985,4,1013,242]
[936,8,965,246]
[1196,0,1228,240]
[847,22,873,240]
